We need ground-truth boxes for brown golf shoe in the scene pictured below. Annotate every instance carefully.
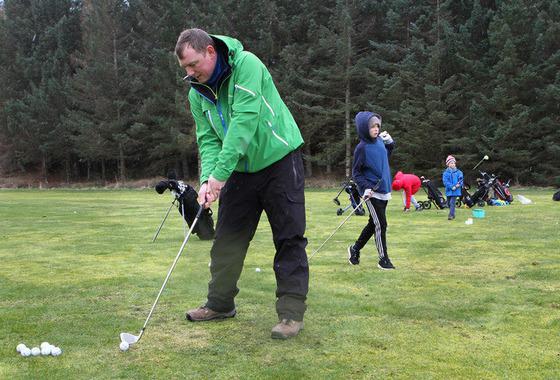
[271,319,304,339]
[186,305,236,322]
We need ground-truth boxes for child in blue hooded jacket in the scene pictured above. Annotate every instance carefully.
[442,155,463,220]
[347,111,395,270]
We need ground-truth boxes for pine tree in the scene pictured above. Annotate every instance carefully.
[0,0,82,181]
[65,0,142,181]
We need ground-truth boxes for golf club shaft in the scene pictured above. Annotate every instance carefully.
[152,199,177,242]
[182,202,187,236]
[309,197,367,261]
[139,205,204,341]
[472,156,488,171]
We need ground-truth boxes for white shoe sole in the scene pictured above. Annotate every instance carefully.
[377,264,395,270]
[347,247,359,265]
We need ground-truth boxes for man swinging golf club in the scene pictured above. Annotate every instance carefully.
[176,29,308,339]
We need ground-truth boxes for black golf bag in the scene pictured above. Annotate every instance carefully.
[554,190,560,201]
[420,176,448,210]
[468,172,513,206]
[155,178,215,240]
[333,179,365,216]
[465,181,490,207]
[461,184,475,208]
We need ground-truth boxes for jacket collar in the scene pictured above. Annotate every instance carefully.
[185,36,237,103]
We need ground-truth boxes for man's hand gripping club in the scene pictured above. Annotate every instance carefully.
[197,175,226,209]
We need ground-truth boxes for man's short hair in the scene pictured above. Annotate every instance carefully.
[175,28,214,58]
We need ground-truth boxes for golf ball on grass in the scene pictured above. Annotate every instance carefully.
[255,267,261,272]
[17,341,62,358]
[119,341,129,351]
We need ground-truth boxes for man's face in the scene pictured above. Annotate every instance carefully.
[178,44,217,84]
[369,124,380,139]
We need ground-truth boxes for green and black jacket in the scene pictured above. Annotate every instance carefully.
[187,35,304,184]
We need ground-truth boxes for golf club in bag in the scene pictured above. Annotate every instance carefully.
[120,206,204,349]
[472,155,490,171]
[153,172,215,241]
[470,171,513,204]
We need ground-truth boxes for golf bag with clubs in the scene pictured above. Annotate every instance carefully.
[466,171,513,207]
[492,177,513,202]
[462,181,488,207]
[154,176,215,240]
[333,179,365,216]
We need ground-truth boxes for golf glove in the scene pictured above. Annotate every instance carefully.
[363,188,373,199]
[379,131,393,144]
[451,186,456,191]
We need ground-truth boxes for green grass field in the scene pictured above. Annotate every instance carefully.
[1,188,559,379]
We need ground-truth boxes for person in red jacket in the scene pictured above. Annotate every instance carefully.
[392,171,422,212]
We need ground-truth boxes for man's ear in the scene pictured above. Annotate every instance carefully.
[206,45,216,57]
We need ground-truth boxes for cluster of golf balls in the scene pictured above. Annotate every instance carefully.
[16,342,62,357]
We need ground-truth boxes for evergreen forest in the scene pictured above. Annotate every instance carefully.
[1,0,559,185]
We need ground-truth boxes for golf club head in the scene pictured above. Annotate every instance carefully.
[120,332,139,345]
[483,155,489,160]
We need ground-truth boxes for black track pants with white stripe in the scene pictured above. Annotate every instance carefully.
[353,197,389,260]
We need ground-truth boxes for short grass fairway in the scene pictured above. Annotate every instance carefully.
[1,188,559,379]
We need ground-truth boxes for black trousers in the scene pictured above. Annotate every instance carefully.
[353,197,389,260]
[205,149,309,321]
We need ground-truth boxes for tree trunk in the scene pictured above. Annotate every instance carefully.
[41,154,48,184]
[119,142,125,181]
[436,0,441,86]
[101,159,106,183]
[181,157,190,179]
[65,157,71,183]
[344,21,352,179]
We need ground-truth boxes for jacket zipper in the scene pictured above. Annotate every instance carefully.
[234,84,256,97]
[214,72,233,134]
[266,121,289,146]
[216,102,227,134]
[204,110,219,135]
[261,95,275,116]
[261,94,288,146]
